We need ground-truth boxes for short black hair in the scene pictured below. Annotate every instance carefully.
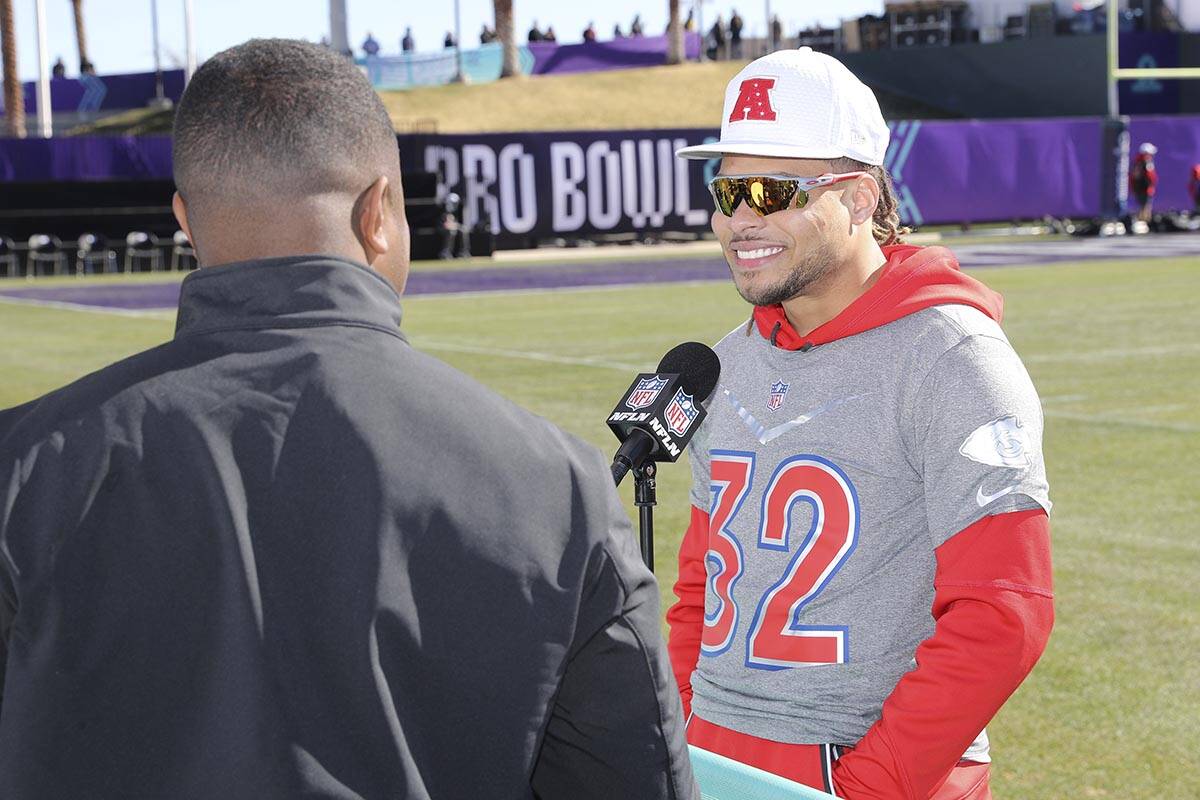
[173,38,398,208]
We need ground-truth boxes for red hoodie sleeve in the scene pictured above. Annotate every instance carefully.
[832,509,1053,800]
[666,505,710,719]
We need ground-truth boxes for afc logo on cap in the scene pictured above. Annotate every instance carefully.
[729,77,778,123]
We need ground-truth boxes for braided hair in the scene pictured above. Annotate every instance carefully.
[830,157,911,246]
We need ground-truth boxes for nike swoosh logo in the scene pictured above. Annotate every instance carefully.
[976,484,1019,507]
[722,388,870,445]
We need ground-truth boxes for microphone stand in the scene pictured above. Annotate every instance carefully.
[633,461,657,573]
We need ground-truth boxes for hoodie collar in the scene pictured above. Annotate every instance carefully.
[174,256,404,340]
[752,244,1003,351]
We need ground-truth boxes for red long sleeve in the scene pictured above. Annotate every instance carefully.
[666,505,710,719]
[832,509,1054,800]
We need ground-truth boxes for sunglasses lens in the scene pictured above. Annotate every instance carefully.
[711,178,741,215]
[711,177,803,216]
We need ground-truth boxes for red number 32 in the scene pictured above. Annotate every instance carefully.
[700,451,860,669]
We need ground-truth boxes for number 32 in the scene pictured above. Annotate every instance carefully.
[700,450,860,669]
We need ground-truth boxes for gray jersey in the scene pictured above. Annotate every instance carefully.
[686,304,1051,757]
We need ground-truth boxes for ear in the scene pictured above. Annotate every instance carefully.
[847,174,881,227]
[354,176,392,262]
[172,192,195,246]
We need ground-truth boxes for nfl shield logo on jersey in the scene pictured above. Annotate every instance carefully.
[627,376,669,410]
[664,388,699,436]
[767,380,790,412]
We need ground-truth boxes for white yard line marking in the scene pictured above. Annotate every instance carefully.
[1026,343,1200,364]
[1044,409,1199,434]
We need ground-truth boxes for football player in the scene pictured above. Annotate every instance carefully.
[668,48,1054,800]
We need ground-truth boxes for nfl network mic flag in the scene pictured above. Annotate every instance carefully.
[607,371,706,462]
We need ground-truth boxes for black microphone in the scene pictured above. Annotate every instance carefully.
[608,342,721,486]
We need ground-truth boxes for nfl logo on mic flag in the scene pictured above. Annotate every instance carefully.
[665,388,699,436]
[627,376,669,410]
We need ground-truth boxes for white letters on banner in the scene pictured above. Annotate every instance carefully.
[498,144,537,234]
[550,142,586,231]
[586,141,623,230]
[422,136,709,237]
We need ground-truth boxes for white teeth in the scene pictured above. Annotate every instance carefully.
[735,246,783,260]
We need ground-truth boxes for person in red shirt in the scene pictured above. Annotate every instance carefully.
[1130,142,1159,225]
[1188,163,1200,213]
[671,48,1054,800]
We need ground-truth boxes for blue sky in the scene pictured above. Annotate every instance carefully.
[10,0,884,80]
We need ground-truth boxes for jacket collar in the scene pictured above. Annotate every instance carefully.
[174,256,404,340]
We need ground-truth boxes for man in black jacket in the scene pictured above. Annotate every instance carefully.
[0,39,696,800]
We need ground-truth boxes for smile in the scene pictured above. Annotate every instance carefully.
[734,246,784,259]
[731,245,786,268]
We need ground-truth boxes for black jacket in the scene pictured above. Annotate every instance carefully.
[0,257,696,800]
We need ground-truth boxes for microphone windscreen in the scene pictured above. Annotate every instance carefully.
[656,342,720,402]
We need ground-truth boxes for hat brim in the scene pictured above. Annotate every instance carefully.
[676,140,882,166]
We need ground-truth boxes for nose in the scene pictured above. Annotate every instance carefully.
[728,198,766,236]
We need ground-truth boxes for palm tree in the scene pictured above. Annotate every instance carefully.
[666,0,684,65]
[71,0,92,72]
[0,0,25,138]
[494,0,519,78]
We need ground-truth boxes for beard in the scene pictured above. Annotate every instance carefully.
[729,241,837,307]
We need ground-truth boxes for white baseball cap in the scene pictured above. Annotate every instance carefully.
[1139,142,1157,155]
[676,47,890,166]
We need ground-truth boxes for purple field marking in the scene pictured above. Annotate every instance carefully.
[0,282,184,310]
[2,236,1198,312]
[0,257,731,312]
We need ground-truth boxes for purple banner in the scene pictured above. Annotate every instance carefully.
[528,33,701,75]
[0,135,173,182]
[0,70,185,116]
[399,118,1120,242]
[6,116,1200,238]
[887,118,1103,225]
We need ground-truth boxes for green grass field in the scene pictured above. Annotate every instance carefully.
[1,255,1197,797]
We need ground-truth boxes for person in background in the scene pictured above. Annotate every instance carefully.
[544,26,558,43]
[443,31,456,49]
[1129,142,1158,228]
[361,32,380,57]
[771,15,784,50]
[614,22,626,38]
[401,27,415,52]
[584,21,597,42]
[80,58,96,75]
[631,14,644,36]
[685,9,696,32]
[480,24,496,44]
[438,191,470,260]
[528,21,544,42]
[1189,164,1200,213]
[52,57,66,78]
[730,9,744,58]
[708,16,726,60]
